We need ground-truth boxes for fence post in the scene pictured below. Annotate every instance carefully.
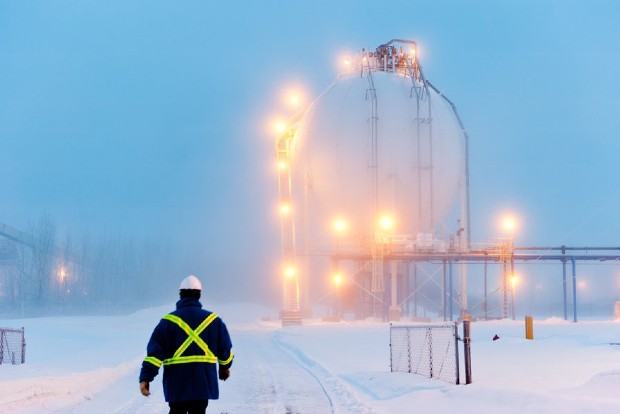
[407,327,412,373]
[0,330,4,364]
[454,322,460,385]
[463,320,472,384]
[427,327,433,378]
[389,323,394,372]
[21,327,26,364]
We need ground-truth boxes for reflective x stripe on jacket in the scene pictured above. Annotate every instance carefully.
[144,313,221,367]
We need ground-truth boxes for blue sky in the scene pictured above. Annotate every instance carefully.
[1,1,619,301]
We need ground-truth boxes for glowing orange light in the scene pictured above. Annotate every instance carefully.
[274,121,287,134]
[510,275,519,286]
[333,273,343,286]
[379,215,394,231]
[285,266,296,278]
[502,216,516,232]
[278,160,288,170]
[280,204,291,215]
[58,267,66,282]
[281,86,305,111]
[333,218,347,233]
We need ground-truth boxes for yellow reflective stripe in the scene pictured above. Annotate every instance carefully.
[218,351,234,365]
[144,356,162,368]
[163,314,204,357]
[196,313,218,335]
[172,313,218,358]
[161,313,219,365]
[163,355,217,365]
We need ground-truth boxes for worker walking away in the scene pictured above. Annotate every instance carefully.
[139,275,234,414]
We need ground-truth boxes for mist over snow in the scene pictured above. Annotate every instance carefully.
[2,1,620,413]
[1,1,620,309]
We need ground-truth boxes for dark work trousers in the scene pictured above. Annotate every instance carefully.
[168,400,209,414]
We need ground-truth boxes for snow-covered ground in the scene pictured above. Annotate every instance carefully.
[2,303,620,413]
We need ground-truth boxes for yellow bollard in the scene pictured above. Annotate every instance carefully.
[525,315,534,340]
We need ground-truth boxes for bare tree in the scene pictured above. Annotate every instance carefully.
[75,234,93,306]
[0,240,18,305]
[12,240,35,313]
[30,215,57,305]
[1,214,186,314]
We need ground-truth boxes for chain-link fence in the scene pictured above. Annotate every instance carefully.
[390,322,461,384]
[0,327,25,365]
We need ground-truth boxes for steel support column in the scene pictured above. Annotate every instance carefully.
[562,260,568,320]
[572,258,577,322]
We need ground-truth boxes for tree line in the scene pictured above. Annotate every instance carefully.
[0,215,181,315]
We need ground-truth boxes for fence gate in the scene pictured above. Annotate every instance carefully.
[390,322,468,384]
[0,327,26,365]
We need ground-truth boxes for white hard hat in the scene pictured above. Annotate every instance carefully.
[179,275,202,291]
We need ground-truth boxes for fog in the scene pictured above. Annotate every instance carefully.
[1,1,620,315]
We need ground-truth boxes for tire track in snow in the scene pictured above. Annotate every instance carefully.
[272,331,375,414]
[215,331,334,414]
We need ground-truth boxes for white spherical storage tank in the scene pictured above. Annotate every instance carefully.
[276,42,470,319]
[292,71,466,248]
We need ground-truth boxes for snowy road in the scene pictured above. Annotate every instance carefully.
[39,329,370,414]
[10,309,370,414]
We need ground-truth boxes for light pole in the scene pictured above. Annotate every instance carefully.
[333,272,343,318]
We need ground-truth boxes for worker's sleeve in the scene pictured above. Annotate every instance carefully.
[139,320,167,383]
[215,319,234,369]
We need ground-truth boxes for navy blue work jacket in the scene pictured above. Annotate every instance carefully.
[139,298,233,402]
